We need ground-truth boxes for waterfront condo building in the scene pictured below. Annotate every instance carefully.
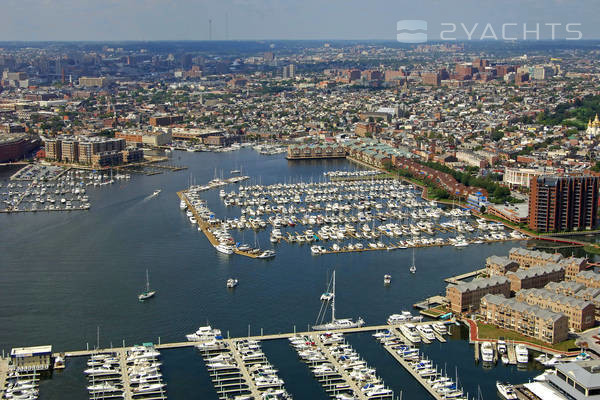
[486,255,519,276]
[480,294,568,344]
[506,264,565,293]
[446,276,511,314]
[528,175,599,233]
[515,288,595,332]
[575,270,600,289]
[560,257,589,280]
[508,247,563,269]
[545,281,587,297]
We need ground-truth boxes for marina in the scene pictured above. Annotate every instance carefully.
[1,167,118,213]
[0,150,543,399]
[179,172,528,258]
[84,344,167,400]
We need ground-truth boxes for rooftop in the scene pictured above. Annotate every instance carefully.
[10,345,52,357]
[482,294,565,322]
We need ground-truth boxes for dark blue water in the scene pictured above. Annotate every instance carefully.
[0,149,542,398]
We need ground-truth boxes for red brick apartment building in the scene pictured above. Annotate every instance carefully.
[528,175,599,232]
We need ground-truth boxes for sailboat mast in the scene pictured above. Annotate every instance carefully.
[331,270,336,322]
[146,269,150,292]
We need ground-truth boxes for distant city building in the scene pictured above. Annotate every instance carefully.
[282,64,296,79]
[586,114,600,138]
[44,136,142,168]
[149,115,184,127]
[528,175,599,233]
[115,130,172,147]
[0,134,40,162]
[286,143,346,160]
[78,76,107,87]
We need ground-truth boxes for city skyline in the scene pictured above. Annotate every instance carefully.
[1,0,600,41]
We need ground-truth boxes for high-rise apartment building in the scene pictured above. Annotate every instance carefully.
[528,176,599,232]
[282,64,296,79]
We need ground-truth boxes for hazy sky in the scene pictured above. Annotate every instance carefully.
[0,0,599,41]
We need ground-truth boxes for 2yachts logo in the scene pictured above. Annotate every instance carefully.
[396,20,428,43]
[397,21,583,43]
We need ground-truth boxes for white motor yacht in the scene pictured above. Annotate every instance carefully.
[515,344,529,364]
[496,381,518,400]
[481,341,494,363]
[399,324,421,343]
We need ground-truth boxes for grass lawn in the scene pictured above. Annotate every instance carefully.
[584,245,600,255]
[476,322,578,352]
[423,305,449,317]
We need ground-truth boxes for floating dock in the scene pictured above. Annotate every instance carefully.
[379,328,447,400]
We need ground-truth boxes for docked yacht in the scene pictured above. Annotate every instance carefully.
[186,325,222,341]
[432,322,447,335]
[515,344,529,364]
[214,243,234,255]
[496,381,518,400]
[313,271,365,331]
[481,341,494,363]
[257,249,276,259]
[416,324,436,341]
[399,324,421,343]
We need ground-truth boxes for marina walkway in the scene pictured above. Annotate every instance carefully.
[63,324,428,358]
[0,357,8,398]
[381,329,445,400]
[117,349,134,400]
[177,191,260,259]
[312,334,369,400]
[225,339,263,399]
[444,268,487,284]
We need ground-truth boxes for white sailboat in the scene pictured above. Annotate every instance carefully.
[312,270,364,330]
[409,248,416,274]
[138,269,156,301]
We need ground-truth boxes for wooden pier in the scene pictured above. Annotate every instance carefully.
[117,349,134,400]
[379,330,445,400]
[62,324,436,359]
[444,268,487,284]
[312,335,369,400]
[177,191,260,259]
[507,343,517,365]
[0,357,8,398]
[225,339,263,399]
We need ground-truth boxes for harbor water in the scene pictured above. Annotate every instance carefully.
[1,149,580,399]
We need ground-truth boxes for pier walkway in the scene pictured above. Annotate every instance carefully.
[444,268,487,284]
[177,191,260,259]
[380,330,445,400]
[225,339,263,399]
[63,324,431,358]
[117,349,134,400]
[0,357,8,398]
[312,335,369,400]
